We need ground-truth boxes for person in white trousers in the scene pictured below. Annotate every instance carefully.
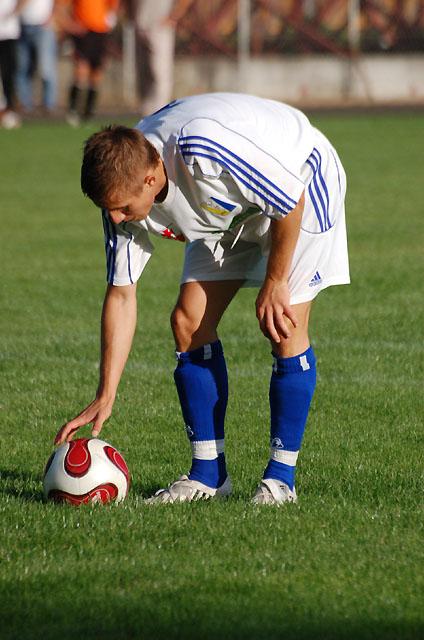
[134,0,194,117]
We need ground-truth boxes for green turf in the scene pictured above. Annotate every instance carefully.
[0,113,423,640]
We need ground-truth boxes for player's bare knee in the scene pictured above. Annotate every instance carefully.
[271,303,312,357]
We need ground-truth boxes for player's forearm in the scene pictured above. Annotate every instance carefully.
[266,192,305,283]
[97,284,137,401]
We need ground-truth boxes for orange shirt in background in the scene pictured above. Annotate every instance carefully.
[72,0,119,33]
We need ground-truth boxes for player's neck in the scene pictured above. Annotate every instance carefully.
[154,160,168,203]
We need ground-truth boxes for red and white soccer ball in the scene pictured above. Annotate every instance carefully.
[43,438,130,505]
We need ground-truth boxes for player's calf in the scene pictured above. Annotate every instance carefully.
[253,346,316,504]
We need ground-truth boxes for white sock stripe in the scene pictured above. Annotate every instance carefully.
[299,354,310,371]
[191,439,224,460]
[270,448,299,466]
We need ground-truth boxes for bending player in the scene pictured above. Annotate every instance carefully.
[54,93,350,505]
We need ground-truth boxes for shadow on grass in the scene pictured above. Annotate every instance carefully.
[0,468,168,504]
[0,467,44,502]
[130,479,168,499]
[1,599,422,640]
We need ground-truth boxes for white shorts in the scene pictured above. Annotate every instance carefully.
[181,133,350,305]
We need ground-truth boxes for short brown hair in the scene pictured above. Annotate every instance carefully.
[80,125,160,207]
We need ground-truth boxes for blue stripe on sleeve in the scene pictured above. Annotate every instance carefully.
[111,228,117,283]
[311,150,331,230]
[306,158,325,231]
[102,210,113,281]
[123,223,134,285]
[306,148,333,232]
[106,216,117,283]
[178,135,299,208]
[307,182,324,232]
[181,149,289,214]
[180,143,292,213]
[312,171,328,229]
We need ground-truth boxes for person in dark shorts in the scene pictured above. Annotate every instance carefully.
[57,0,119,125]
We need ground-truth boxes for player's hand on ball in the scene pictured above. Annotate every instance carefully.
[256,280,298,343]
[54,396,114,445]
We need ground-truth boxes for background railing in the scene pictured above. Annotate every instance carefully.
[174,0,424,56]
[58,0,424,110]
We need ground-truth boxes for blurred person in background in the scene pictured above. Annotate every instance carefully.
[56,0,119,126]
[17,0,58,115]
[132,0,194,117]
[0,0,24,128]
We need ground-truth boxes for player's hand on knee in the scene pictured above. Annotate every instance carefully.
[256,280,298,343]
[54,397,114,445]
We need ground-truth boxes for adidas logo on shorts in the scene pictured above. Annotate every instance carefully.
[309,271,322,287]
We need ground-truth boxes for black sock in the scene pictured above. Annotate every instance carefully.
[84,87,98,119]
[69,84,82,113]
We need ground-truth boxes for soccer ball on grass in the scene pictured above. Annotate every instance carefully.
[43,438,130,505]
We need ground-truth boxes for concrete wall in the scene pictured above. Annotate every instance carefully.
[174,54,424,107]
[57,53,424,111]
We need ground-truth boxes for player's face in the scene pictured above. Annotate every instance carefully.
[106,164,167,224]
[106,187,155,224]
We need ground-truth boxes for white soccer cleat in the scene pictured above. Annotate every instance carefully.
[251,478,297,505]
[145,474,232,504]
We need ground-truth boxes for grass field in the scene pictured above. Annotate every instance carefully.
[0,111,423,640]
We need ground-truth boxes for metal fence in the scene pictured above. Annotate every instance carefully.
[175,0,424,57]
[111,0,424,109]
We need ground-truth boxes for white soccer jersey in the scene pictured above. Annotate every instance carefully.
[103,93,331,286]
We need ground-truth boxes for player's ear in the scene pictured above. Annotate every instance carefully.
[144,174,156,188]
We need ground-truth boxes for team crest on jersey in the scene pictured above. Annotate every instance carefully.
[201,196,236,216]
[161,227,185,242]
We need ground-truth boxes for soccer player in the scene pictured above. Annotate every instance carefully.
[54,93,350,505]
[56,0,119,125]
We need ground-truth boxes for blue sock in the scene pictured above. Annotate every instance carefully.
[174,340,228,488]
[263,346,316,490]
